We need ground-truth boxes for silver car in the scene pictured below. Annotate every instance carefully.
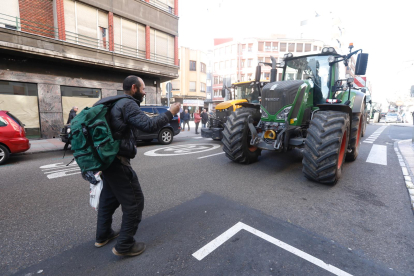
[385,113,401,123]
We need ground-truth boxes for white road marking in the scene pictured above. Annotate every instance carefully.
[40,161,81,179]
[192,222,352,276]
[363,126,387,143]
[144,144,220,156]
[197,152,225,159]
[193,137,204,139]
[47,170,81,179]
[366,145,387,165]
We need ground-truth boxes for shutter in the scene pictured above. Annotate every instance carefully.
[150,28,155,54]
[138,24,145,52]
[168,34,174,58]
[76,2,97,46]
[122,19,137,51]
[156,30,168,57]
[98,10,108,28]
[113,16,121,46]
[64,0,76,34]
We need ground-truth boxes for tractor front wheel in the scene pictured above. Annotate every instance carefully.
[346,112,363,161]
[302,111,350,185]
[222,107,261,164]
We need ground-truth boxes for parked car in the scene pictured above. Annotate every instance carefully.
[385,112,402,123]
[60,105,181,146]
[0,110,31,165]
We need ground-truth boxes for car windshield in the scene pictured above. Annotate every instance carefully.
[235,82,260,103]
[285,56,331,103]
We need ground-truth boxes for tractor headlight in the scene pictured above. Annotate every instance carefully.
[260,106,268,118]
[328,56,335,63]
[277,106,292,120]
[279,61,285,67]
[66,128,71,133]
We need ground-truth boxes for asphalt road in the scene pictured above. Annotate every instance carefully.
[1,123,414,276]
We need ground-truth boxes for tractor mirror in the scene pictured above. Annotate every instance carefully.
[355,53,369,75]
[255,65,261,83]
[361,88,366,93]
[347,78,354,84]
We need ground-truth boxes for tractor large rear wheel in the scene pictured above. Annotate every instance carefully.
[302,111,350,185]
[346,112,363,161]
[222,107,261,164]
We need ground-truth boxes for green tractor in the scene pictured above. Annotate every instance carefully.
[222,44,369,185]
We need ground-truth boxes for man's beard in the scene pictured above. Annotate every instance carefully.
[133,92,144,102]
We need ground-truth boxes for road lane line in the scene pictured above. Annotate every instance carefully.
[193,222,353,276]
[363,126,387,143]
[197,152,225,159]
[366,144,387,165]
[193,137,204,139]
[44,167,80,174]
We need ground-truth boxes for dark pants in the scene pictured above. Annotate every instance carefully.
[96,158,144,253]
[183,120,190,130]
[195,122,200,133]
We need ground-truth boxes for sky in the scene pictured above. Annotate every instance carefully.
[179,0,414,106]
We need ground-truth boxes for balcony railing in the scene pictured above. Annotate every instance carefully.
[0,13,175,65]
[147,0,175,14]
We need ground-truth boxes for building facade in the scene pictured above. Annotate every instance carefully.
[0,0,179,138]
[161,47,207,114]
[211,37,324,107]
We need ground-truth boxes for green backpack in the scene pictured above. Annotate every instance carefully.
[66,101,121,173]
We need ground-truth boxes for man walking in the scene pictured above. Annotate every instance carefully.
[93,75,180,257]
[201,108,209,128]
[67,106,78,124]
[183,109,190,131]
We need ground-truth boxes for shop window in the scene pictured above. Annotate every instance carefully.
[61,86,101,125]
[0,81,40,137]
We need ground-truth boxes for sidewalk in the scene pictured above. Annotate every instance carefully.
[23,138,65,154]
[396,139,414,209]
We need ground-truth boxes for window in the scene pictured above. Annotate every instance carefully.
[231,44,237,53]
[242,59,245,68]
[0,117,8,127]
[219,76,223,83]
[201,83,206,92]
[296,43,303,52]
[313,45,317,51]
[99,27,108,49]
[278,73,283,81]
[248,44,253,52]
[247,59,253,67]
[247,74,252,80]
[264,73,270,80]
[242,44,246,52]
[201,62,206,73]
[288,43,295,52]
[155,108,168,114]
[189,81,196,92]
[241,75,245,82]
[305,43,311,52]
[265,57,271,63]
[265,42,271,51]
[214,76,219,84]
[141,107,155,113]
[190,61,196,71]
[225,60,230,69]
[272,42,278,51]
[258,42,264,51]
[258,57,264,63]
[280,43,287,52]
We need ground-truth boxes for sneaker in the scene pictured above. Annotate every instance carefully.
[112,242,146,257]
[95,230,120,248]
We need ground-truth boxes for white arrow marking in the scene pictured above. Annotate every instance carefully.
[192,222,352,276]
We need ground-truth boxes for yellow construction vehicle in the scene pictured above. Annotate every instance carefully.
[201,79,268,140]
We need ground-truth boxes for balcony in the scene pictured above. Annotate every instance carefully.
[0,12,177,80]
[147,0,175,15]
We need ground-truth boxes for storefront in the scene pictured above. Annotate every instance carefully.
[0,81,41,138]
[183,99,204,116]
[61,86,101,124]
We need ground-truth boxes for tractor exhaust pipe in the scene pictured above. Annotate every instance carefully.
[270,56,277,83]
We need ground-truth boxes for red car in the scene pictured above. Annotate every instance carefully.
[0,110,31,165]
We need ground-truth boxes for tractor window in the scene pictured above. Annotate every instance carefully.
[285,56,331,104]
[235,83,260,103]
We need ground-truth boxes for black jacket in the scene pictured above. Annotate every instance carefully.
[67,109,77,124]
[94,95,173,159]
[201,112,208,124]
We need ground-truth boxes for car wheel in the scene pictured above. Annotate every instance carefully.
[158,129,173,145]
[0,144,10,165]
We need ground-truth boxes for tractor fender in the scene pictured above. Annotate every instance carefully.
[351,90,366,113]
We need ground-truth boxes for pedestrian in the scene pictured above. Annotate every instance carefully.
[180,109,185,130]
[201,108,209,128]
[93,75,180,257]
[183,109,190,131]
[402,112,406,123]
[67,106,78,124]
[194,110,201,134]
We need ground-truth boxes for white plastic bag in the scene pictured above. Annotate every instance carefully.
[89,172,103,211]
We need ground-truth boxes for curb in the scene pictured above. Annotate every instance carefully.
[15,148,64,156]
[395,140,414,211]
